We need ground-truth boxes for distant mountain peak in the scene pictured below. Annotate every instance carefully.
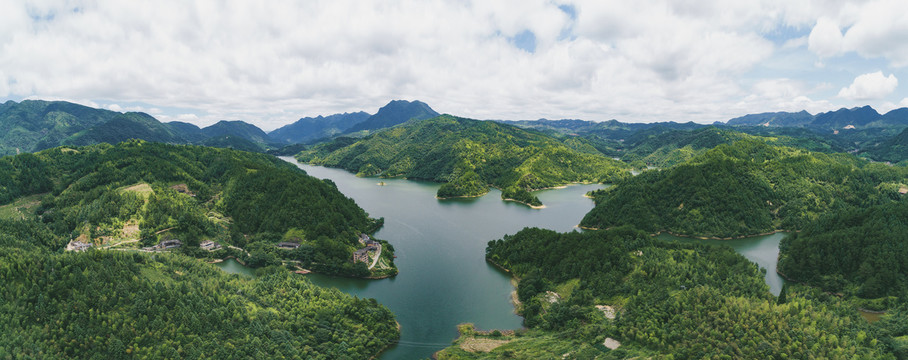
[343,100,439,133]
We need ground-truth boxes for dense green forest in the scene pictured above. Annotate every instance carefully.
[296,115,629,206]
[864,127,908,164]
[0,140,394,278]
[778,199,908,304]
[581,139,908,237]
[436,227,898,359]
[0,221,399,359]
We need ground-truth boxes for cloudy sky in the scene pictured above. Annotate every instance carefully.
[2,0,908,130]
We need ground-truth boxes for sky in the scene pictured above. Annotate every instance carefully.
[2,1,908,131]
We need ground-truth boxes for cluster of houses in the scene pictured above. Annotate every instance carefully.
[142,239,183,251]
[353,234,379,263]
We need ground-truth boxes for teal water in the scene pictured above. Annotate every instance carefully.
[656,232,788,295]
[280,157,603,359]
[214,258,255,277]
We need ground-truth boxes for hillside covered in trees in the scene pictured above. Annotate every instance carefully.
[580,139,908,237]
[0,220,399,359]
[778,199,908,305]
[0,140,394,278]
[435,227,898,359]
[296,115,629,207]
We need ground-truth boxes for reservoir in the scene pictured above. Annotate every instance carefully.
[281,157,603,359]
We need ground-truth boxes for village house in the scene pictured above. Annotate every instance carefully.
[352,244,378,263]
[359,233,376,245]
[160,239,182,249]
[200,240,221,251]
[68,241,92,252]
[352,247,372,263]
[276,242,301,249]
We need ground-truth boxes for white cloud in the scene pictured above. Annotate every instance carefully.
[807,17,843,57]
[0,0,903,127]
[107,104,122,112]
[840,0,908,67]
[838,71,898,100]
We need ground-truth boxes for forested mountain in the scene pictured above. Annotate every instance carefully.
[296,115,629,206]
[778,200,908,303]
[0,141,402,358]
[725,110,815,127]
[723,105,908,130]
[864,127,908,163]
[344,100,438,132]
[581,139,908,237]
[0,100,279,154]
[269,112,371,144]
[163,121,208,142]
[0,100,126,156]
[501,118,704,141]
[620,127,850,168]
[436,227,895,359]
[63,112,186,146]
[200,120,272,145]
[0,227,399,359]
[0,140,393,277]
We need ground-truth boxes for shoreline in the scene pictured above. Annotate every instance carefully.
[501,198,545,209]
[297,161,602,209]
[653,229,795,241]
[369,321,402,360]
[435,191,490,200]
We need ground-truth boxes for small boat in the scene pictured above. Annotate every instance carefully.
[377,181,386,186]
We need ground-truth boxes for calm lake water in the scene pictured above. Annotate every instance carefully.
[278,157,603,359]
[215,157,804,357]
[657,232,788,296]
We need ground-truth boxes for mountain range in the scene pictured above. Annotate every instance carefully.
[0,99,439,156]
[3,98,908,163]
[724,106,908,129]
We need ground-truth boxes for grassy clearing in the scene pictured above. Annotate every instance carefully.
[119,183,154,197]
[0,194,43,220]
[459,337,511,353]
[554,278,581,299]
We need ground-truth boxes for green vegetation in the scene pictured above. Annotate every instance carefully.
[581,139,908,237]
[778,199,908,304]
[0,100,279,156]
[0,140,394,278]
[437,227,896,359]
[296,115,629,206]
[0,226,399,359]
[864,127,908,164]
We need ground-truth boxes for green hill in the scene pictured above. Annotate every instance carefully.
[296,115,629,207]
[0,100,122,155]
[864,127,908,163]
[779,200,908,303]
[0,100,279,154]
[0,140,393,277]
[0,141,401,358]
[344,100,438,133]
[63,112,186,146]
[269,112,371,144]
[201,120,273,145]
[435,227,894,359]
[0,231,398,359]
[581,139,908,237]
